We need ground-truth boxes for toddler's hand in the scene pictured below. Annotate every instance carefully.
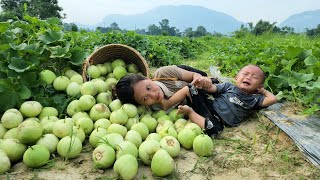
[160,99,169,110]
[257,87,267,95]
[177,105,193,116]
[191,77,211,90]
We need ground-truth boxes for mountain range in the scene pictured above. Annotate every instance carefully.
[97,5,242,34]
[75,5,320,34]
[280,9,320,32]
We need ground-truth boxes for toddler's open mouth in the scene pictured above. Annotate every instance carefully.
[242,81,251,85]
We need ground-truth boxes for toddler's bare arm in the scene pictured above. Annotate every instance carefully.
[258,87,277,107]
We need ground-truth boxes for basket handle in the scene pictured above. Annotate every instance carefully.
[82,59,92,82]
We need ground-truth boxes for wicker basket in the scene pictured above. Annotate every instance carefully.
[82,44,149,81]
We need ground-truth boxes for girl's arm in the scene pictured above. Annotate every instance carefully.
[177,67,204,82]
[153,66,212,86]
[176,66,212,85]
[160,86,190,110]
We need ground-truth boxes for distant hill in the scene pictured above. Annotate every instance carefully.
[280,10,320,32]
[95,5,243,34]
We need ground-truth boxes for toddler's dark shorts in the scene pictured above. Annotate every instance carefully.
[187,84,224,136]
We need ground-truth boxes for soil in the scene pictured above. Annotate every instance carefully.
[1,102,319,180]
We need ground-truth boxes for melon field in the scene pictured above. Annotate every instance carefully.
[0,16,319,179]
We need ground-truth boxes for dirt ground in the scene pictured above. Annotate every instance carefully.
[1,102,319,180]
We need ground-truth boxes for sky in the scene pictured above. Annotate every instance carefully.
[58,0,320,25]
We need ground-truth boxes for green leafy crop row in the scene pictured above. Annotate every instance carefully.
[0,15,318,115]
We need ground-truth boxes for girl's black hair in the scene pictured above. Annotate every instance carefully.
[115,74,146,105]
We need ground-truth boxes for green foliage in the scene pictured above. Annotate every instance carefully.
[0,0,64,21]
[0,15,89,113]
[147,24,161,35]
[306,24,320,37]
[182,26,210,37]
[96,22,121,33]
[0,0,25,20]
[146,19,180,36]
[183,27,194,37]
[63,23,79,32]
[97,31,199,67]
[194,26,207,37]
[233,21,295,37]
[252,20,281,35]
[26,0,64,19]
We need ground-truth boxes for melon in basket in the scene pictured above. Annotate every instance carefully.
[82,44,149,82]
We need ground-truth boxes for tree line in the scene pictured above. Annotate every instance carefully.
[1,0,320,37]
[65,19,320,38]
[95,19,218,37]
[0,0,64,20]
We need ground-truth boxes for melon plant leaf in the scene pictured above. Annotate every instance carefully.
[24,14,49,28]
[288,72,314,88]
[313,48,320,58]
[69,47,88,65]
[0,78,15,93]
[49,44,71,58]
[269,74,289,89]
[305,77,320,90]
[20,72,38,87]
[52,93,67,105]
[14,43,28,50]
[38,29,64,44]
[0,44,11,52]
[304,55,318,66]
[11,27,24,35]
[280,58,297,72]
[34,96,53,107]
[8,57,31,72]
[45,17,62,26]
[0,22,10,33]
[51,93,72,115]
[292,72,314,82]
[298,49,312,60]
[275,91,285,100]
[0,78,24,112]
[17,85,31,99]
[0,71,6,79]
[28,56,41,67]
[0,91,20,113]
[18,43,44,54]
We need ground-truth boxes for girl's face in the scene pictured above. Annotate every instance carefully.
[235,65,264,93]
[133,79,164,106]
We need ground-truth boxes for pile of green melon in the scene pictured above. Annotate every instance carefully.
[0,59,213,179]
